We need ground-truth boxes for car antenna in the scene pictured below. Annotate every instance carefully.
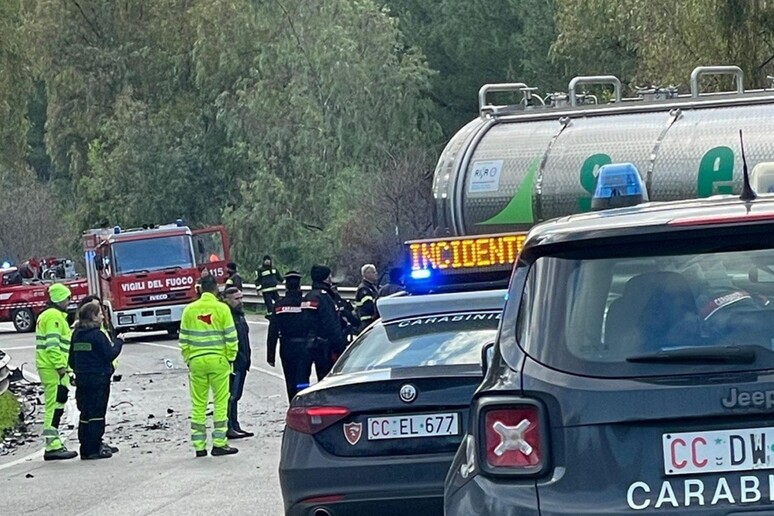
[739,129,757,202]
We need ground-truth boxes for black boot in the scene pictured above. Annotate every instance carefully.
[44,447,78,461]
[211,445,238,456]
[81,448,112,460]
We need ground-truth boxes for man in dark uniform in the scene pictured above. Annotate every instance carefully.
[355,263,380,333]
[225,262,243,291]
[267,271,313,400]
[303,265,346,380]
[378,267,405,297]
[255,255,283,315]
[222,287,253,438]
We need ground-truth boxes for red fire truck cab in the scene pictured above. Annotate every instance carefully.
[83,221,229,335]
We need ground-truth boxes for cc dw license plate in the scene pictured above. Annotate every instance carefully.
[367,412,459,440]
[664,426,774,476]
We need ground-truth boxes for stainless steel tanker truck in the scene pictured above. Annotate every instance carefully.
[433,65,774,236]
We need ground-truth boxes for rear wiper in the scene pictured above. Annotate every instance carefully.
[626,345,756,364]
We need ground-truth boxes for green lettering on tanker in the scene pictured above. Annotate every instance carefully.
[478,158,538,225]
[697,146,734,197]
[578,153,612,212]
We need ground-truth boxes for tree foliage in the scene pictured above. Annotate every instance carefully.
[553,0,774,90]
[3,0,774,279]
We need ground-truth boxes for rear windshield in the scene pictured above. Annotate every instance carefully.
[332,311,500,375]
[516,231,774,377]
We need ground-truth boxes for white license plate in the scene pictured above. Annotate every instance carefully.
[663,426,774,476]
[367,412,459,440]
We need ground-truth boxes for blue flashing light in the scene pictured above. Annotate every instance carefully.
[410,269,432,280]
[1,261,10,269]
[591,163,648,211]
[176,218,185,227]
[113,225,121,234]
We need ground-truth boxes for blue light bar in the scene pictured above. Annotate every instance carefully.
[591,163,648,211]
[410,269,432,280]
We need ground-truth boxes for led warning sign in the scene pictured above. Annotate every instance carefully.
[406,233,526,275]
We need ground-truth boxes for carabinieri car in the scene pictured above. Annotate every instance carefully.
[279,233,525,516]
[445,163,774,514]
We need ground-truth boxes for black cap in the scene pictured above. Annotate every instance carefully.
[285,270,302,279]
[227,262,237,272]
[310,264,331,283]
[263,255,272,261]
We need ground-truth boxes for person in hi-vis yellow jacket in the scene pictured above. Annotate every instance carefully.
[179,274,239,457]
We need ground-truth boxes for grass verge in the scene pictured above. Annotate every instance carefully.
[0,391,21,438]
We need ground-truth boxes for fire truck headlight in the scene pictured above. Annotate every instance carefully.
[118,314,135,326]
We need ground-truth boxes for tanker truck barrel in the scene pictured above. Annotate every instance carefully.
[434,65,774,236]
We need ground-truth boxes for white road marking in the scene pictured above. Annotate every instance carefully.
[0,369,79,472]
[132,341,284,380]
[247,320,269,326]
[1,345,35,350]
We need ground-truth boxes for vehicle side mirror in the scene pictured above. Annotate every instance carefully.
[481,341,495,377]
[94,255,104,271]
[197,240,206,255]
[749,265,774,283]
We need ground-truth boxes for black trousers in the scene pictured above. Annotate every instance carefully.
[74,374,111,456]
[297,343,334,387]
[263,291,280,314]
[279,339,310,401]
[228,369,248,431]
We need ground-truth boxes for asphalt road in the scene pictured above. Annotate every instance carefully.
[0,317,289,515]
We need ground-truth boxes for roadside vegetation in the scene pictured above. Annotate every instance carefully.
[1,0,773,281]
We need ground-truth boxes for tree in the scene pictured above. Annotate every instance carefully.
[0,0,32,173]
[382,0,565,137]
[553,0,774,91]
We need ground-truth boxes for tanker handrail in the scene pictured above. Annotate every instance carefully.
[568,75,622,107]
[690,65,744,98]
[478,83,529,115]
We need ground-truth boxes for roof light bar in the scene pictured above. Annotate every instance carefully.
[591,163,648,211]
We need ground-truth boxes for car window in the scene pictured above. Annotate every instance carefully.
[332,311,501,374]
[515,232,774,377]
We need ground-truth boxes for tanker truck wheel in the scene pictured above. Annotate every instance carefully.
[12,308,35,333]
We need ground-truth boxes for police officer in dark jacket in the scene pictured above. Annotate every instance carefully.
[355,263,380,333]
[225,262,243,291]
[302,265,347,380]
[330,283,359,342]
[69,302,123,460]
[222,286,253,438]
[378,267,405,297]
[256,255,283,315]
[267,271,314,400]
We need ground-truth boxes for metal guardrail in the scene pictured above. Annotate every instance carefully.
[0,350,10,396]
[240,283,357,308]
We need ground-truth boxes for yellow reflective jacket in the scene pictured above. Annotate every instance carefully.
[179,292,238,364]
[36,306,71,370]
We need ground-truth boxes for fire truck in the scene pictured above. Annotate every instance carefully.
[82,220,229,335]
[434,65,774,236]
[0,261,88,333]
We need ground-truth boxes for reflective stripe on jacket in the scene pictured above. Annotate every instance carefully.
[355,281,379,323]
[35,306,71,370]
[256,266,282,292]
[179,292,238,364]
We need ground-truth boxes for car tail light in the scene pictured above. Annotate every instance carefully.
[286,406,351,435]
[479,402,548,476]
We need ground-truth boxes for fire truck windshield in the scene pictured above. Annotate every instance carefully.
[112,235,195,275]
